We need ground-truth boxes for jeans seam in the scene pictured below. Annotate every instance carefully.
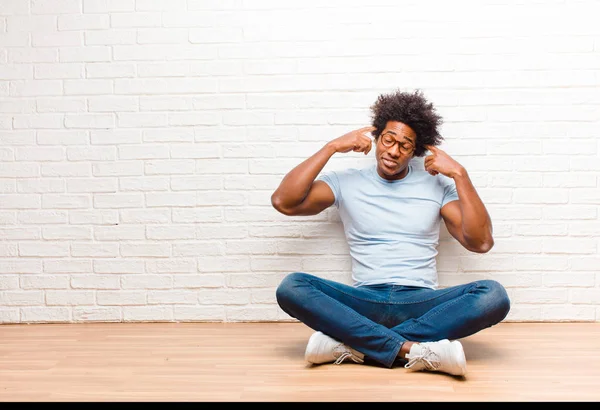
[315,279,397,305]
[400,283,478,335]
[388,286,459,305]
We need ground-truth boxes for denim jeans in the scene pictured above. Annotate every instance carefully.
[276,272,511,368]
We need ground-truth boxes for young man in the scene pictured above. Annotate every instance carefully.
[271,89,510,377]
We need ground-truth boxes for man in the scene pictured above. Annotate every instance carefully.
[271,89,510,377]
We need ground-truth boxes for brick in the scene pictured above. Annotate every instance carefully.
[21,307,70,323]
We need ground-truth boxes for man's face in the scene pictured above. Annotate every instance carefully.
[375,121,417,180]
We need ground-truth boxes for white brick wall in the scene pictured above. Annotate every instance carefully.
[0,0,599,324]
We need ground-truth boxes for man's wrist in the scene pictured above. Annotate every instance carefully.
[449,166,467,180]
[324,141,338,155]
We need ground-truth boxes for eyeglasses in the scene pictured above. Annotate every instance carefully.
[379,133,415,155]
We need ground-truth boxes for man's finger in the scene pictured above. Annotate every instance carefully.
[360,134,372,146]
[425,161,438,171]
[355,143,368,153]
[361,126,376,137]
[425,163,438,176]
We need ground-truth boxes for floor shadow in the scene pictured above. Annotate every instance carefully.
[460,338,503,362]
[277,340,308,359]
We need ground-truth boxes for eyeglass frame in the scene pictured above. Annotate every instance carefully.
[377,132,416,155]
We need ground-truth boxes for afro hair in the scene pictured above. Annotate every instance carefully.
[370,89,443,157]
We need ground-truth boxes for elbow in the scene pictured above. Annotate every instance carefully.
[463,230,494,253]
[471,237,494,254]
[271,194,294,216]
[271,193,284,213]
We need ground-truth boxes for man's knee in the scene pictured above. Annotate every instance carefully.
[275,272,311,308]
[480,279,511,322]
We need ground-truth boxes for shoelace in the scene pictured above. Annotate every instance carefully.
[404,345,441,371]
[333,345,364,365]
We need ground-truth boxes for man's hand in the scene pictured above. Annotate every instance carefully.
[329,126,376,155]
[424,145,465,179]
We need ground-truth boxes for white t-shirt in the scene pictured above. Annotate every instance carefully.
[318,162,459,289]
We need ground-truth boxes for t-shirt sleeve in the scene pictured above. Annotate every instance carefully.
[441,176,459,207]
[316,170,341,208]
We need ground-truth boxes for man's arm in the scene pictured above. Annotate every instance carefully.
[424,144,494,253]
[271,126,375,216]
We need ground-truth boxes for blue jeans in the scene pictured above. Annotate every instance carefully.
[276,272,511,368]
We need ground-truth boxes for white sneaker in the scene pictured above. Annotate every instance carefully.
[404,339,467,376]
[304,331,365,365]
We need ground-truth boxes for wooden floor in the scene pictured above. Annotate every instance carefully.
[1,322,599,402]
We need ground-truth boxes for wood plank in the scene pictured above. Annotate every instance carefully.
[0,322,599,401]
